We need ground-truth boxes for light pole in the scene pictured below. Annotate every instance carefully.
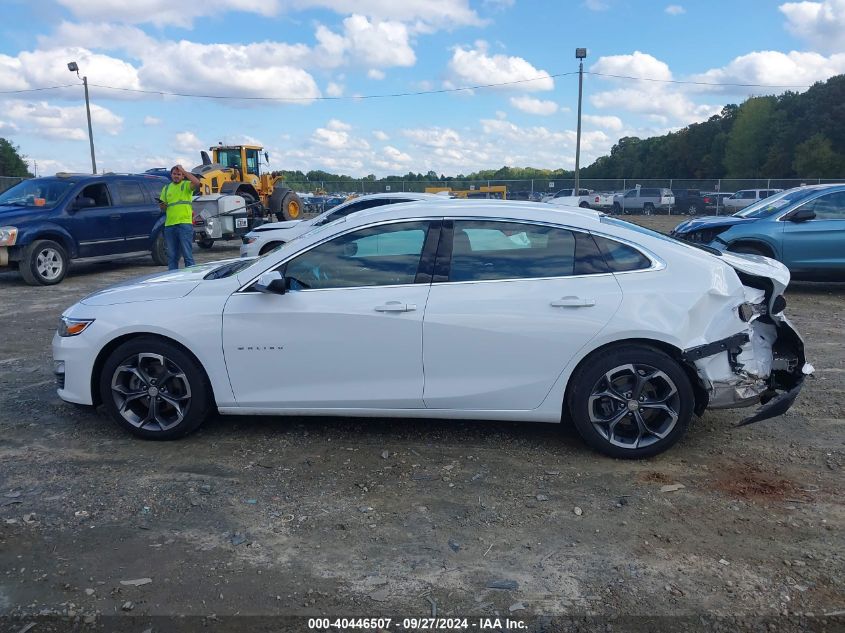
[67,61,97,174]
[574,48,587,195]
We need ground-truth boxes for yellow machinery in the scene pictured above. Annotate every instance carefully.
[424,185,508,199]
[192,144,304,221]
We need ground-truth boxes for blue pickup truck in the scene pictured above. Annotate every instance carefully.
[0,173,170,285]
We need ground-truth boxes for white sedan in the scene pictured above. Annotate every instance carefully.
[53,201,811,458]
[239,191,444,257]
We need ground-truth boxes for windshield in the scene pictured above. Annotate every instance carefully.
[734,189,807,218]
[0,179,75,208]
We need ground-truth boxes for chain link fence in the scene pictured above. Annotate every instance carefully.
[282,177,845,197]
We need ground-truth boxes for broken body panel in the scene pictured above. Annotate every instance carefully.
[680,251,811,424]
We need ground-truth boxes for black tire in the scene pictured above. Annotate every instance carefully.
[99,337,212,440]
[151,232,167,266]
[686,203,699,215]
[612,202,622,214]
[259,241,284,256]
[567,345,694,459]
[579,201,590,208]
[19,239,68,286]
[197,238,215,249]
[642,203,655,216]
[280,191,303,221]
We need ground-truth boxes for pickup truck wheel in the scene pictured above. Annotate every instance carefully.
[579,201,590,208]
[686,203,699,215]
[642,203,655,215]
[197,238,215,249]
[151,233,167,266]
[20,239,68,286]
[612,203,622,214]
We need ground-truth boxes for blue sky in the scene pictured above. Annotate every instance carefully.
[1,0,844,177]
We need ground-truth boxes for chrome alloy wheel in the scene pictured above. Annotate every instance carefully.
[587,363,681,449]
[110,353,192,432]
[36,246,64,281]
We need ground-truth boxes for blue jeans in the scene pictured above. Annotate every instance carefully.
[164,224,195,270]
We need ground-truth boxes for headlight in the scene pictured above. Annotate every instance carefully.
[58,316,95,337]
[0,226,18,246]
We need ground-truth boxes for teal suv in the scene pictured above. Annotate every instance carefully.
[670,184,845,281]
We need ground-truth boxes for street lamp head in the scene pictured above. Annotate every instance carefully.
[575,48,587,59]
[67,61,79,73]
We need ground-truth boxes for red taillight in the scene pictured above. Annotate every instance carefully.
[193,215,205,226]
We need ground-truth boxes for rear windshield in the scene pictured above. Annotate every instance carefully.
[0,179,75,208]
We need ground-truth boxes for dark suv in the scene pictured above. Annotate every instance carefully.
[0,173,170,285]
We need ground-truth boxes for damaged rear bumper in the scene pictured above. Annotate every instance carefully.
[682,317,812,425]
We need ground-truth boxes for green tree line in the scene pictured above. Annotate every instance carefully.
[0,138,33,178]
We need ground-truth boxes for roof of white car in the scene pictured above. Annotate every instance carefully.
[341,198,606,228]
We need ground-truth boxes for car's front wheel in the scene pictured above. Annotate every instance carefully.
[99,337,212,439]
[567,345,694,458]
[20,239,69,285]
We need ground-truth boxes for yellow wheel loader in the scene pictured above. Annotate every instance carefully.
[191,144,305,221]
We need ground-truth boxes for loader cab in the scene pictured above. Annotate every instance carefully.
[212,145,262,178]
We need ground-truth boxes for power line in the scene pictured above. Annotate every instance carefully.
[0,83,78,94]
[585,71,812,89]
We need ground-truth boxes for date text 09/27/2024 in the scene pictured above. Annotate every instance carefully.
[308,617,528,630]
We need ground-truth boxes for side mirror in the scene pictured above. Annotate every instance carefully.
[254,271,286,294]
[786,208,816,222]
[73,196,97,210]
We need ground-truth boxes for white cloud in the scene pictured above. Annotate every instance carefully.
[589,51,721,125]
[373,130,390,141]
[2,100,123,140]
[691,50,845,92]
[665,4,686,15]
[143,116,161,126]
[328,15,416,68]
[509,95,558,115]
[368,69,386,79]
[583,114,624,131]
[383,145,412,162]
[448,41,554,91]
[585,0,609,10]
[780,0,845,54]
[174,132,205,154]
[403,127,462,148]
[326,81,345,96]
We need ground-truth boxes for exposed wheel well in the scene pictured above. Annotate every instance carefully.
[727,240,775,258]
[564,338,709,417]
[90,333,215,407]
[19,233,75,261]
[259,241,284,255]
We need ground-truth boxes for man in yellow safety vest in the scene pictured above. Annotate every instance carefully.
[159,165,201,269]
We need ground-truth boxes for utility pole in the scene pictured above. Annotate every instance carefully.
[67,61,97,174]
[574,48,587,195]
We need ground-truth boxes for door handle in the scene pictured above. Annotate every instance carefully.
[110,214,121,220]
[551,296,596,308]
[374,301,417,313]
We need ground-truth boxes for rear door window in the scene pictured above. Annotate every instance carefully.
[448,220,582,282]
[116,180,146,206]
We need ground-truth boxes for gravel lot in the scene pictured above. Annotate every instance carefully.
[1,215,843,631]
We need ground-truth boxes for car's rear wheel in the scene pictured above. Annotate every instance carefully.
[686,203,699,215]
[567,345,694,459]
[99,337,212,440]
[151,232,167,266]
[20,239,68,285]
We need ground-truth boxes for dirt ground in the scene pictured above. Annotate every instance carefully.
[1,215,843,632]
